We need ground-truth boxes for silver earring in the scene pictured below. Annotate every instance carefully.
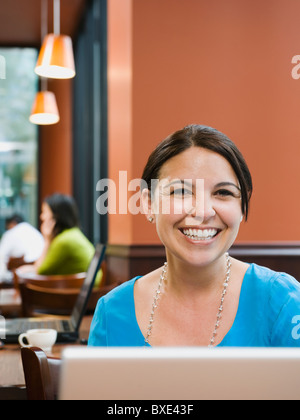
[148,216,154,223]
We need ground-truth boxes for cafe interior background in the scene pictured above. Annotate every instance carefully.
[1,0,300,282]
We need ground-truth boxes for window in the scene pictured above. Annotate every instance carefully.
[73,0,108,244]
[0,48,39,234]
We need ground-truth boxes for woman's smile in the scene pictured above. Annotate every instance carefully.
[179,227,221,243]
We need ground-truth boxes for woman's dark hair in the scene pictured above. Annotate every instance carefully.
[44,193,80,237]
[141,124,253,220]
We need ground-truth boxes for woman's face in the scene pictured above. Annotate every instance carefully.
[40,202,56,239]
[143,147,243,268]
[40,202,54,223]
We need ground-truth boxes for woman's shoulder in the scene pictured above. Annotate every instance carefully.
[245,263,300,309]
[53,227,83,241]
[247,263,300,288]
[51,227,92,248]
[101,277,141,305]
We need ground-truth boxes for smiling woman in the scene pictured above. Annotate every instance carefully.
[89,125,300,349]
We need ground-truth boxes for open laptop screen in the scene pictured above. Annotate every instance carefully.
[60,346,300,400]
[70,244,106,330]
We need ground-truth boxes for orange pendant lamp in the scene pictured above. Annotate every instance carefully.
[35,0,76,79]
[29,89,60,125]
[30,0,60,125]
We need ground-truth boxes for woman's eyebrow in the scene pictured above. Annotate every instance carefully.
[161,180,241,191]
[215,182,241,191]
[162,179,193,188]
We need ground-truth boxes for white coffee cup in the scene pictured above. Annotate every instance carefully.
[18,329,57,353]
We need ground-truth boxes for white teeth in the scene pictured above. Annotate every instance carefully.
[182,228,218,240]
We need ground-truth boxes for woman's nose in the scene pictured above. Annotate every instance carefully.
[185,193,216,224]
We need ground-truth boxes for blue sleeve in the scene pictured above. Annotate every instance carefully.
[270,274,300,347]
[88,298,108,346]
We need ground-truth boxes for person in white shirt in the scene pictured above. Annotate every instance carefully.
[0,215,45,275]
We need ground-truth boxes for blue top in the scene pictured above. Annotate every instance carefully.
[88,264,300,347]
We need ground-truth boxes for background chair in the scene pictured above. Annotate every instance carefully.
[19,283,82,317]
[15,262,118,317]
[14,271,86,290]
[19,282,117,317]
[15,272,86,317]
[21,346,61,400]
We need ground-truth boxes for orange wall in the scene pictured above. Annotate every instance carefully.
[107,0,133,244]
[39,78,73,204]
[108,0,300,245]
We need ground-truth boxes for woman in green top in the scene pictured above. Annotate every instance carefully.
[36,194,95,276]
[18,194,102,286]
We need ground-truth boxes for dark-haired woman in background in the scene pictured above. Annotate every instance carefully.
[20,194,101,285]
[35,194,96,277]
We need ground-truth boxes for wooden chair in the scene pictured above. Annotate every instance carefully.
[16,263,117,317]
[14,271,86,290]
[21,347,61,400]
[20,283,82,317]
[15,272,87,317]
[19,282,117,317]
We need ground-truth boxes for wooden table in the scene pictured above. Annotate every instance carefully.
[0,272,14,290]
[0,316,93,400]
[0,289,22,318]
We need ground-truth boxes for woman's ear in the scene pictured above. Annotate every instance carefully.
[141,188,155,223]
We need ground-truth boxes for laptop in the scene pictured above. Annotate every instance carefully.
[3,243,106,344]
[59,346,300,400]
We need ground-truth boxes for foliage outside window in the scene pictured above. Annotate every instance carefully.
[0,48,38,235]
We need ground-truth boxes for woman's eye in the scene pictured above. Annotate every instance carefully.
[215,189,235,197]
[171,188,193,197]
